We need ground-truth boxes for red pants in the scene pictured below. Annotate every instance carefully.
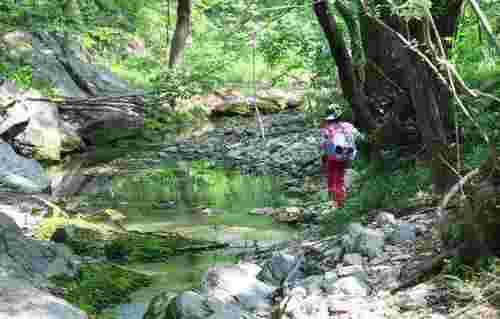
[325,159,346,207]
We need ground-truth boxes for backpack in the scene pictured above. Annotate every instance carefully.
[324,125,357,161]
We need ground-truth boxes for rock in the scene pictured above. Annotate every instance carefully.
[0,81,29,139]
[343,253,363,266]
[48,160,89,198]
[0,140,50,193]
[341,223,384,259]
[272,206,304,224]
[248,207,274,216]
[13,90,63,160]
[79,175,113,196]
[200,265,274,312]
[257,88,304,110]
[375,211,397,227]
[322,246,344,264]
[198,208,225,216]
[1,31,33,65]
[283,294,384,319]
[143,291,176,319]
[0,194,49,234]
[77,112,143,145]
[0,81,84,160]
[385,222,417,243]
[297,271,337,295]
[0,286,89,319]
[0,213,80,289]
[257,253,305,286]
[396,284,434,310]
[329,276,370,296]
[162,290,254,319]
[336,265,366,278]
[32,32,88,97]
[32,32,132,97]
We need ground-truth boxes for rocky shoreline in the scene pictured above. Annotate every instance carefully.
[0,106,470,319]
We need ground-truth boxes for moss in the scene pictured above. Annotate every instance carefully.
[34,213,216,264]
[105,232,191,262]
[50,263,153,315]
[33,216,117,240]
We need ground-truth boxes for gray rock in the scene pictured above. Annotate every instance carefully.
[343,253,363,266]
[32,32,88,98]
[13,90,63,160]
[32,32,133,98]
[0,212,80,289]
[0,81,29,138]
[77,112,143,146]
[375,211,397,227]
[0,286,88,319]
[0,140,50,193]
[143,291,176,319]
[336,265,366,278]
[341,223,384,259]
[385,222,417,243]
[200,265,273,312]
[328,276,370,296]
[396,284,434,310]
[160,290,254,319]
[257,253,305,286]
[0,195,49,234]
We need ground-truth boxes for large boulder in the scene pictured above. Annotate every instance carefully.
[189,88,304,116]
[0,80,84,160]
[0,140,50,193]
[0,212,80,289]
[256,88,305,109]
[32,32,133,97]
[257,253,306,286]
[200,264,274,313]
[0,287,89,319]
[145,290,255,319]
[77,112,143,145]
[12,90,63,160]
[0,193,50,235]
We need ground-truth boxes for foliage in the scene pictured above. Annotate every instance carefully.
[302,88,349,127]
[0,63,32,89]
[321,163,432,236]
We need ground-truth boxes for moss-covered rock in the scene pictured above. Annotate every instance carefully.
[35,216,210,262]
[49,263,153,315]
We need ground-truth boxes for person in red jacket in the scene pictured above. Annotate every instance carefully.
[320,110,363,207]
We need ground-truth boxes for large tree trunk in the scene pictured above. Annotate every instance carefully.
[312,0,375,132]
[168,0,192,68]
[362,1,464,192]
[314,0,464,192]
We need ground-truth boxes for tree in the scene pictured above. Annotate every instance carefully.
[169,0,192,68]
[313,0,467,193]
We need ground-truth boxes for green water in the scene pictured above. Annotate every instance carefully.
[82,158,297,318]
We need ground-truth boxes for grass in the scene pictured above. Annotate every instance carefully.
[321,158,433,235]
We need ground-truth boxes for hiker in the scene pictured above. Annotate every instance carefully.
[320,110,364,207]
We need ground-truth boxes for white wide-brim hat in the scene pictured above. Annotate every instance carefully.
[325,114,339,121]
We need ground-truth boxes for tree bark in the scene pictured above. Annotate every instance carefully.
[312,0,375,132]
[168,0,192,68]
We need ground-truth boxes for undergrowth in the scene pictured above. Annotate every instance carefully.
[321,158,432,235]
